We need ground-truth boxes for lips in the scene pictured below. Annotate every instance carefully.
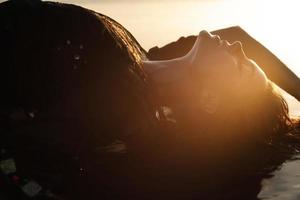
[218,39,253,75]
[228,41,241,53]
[206,34,246,59]
[198,31,248,64]
[227,41,248,60]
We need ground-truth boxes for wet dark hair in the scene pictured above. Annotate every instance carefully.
[0,0,158,141]
[0,1,161,199]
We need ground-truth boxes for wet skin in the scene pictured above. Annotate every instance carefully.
[143,30,268,113]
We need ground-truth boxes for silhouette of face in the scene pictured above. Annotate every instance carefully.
[143,30,268,114]
[182,30,268,114]
[187,30,268,95]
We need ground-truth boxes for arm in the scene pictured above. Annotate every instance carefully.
[148,26,300,101]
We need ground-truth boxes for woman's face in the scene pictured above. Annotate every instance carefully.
[182,30,268,114]
[146,30,269,115]
[188,30,268,94]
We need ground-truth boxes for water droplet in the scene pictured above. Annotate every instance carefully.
[74,54,80,60]
[79,168,84,173]
[57,47,61,51]
[155,110,160,120]
[79,168,84,175]
[28,112,35,118]
[73,65,78,70]
[79,45,83,49]
[66,40,71,45]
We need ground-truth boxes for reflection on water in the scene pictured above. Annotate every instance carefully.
[259,156,300,200]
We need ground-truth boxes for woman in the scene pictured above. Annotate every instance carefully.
[0,1,299,199]
[143,30,296,142]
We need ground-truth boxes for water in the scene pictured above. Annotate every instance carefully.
[259,157,300,200]
[4,0,300,198]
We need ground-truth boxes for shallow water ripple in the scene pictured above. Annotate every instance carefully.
[258,155,300,200]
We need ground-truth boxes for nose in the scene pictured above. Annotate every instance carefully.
[199,30,211,38]
[199,30,221,40]
[199,30,221,46]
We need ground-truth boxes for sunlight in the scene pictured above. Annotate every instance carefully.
[78,0,300,78]
[61,0,300,116]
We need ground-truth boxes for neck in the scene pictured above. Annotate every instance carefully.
[142,57,190,84]
[142,33,202,83]
[142,57,190,106]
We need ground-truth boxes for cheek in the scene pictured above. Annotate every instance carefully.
[240,62,268,92]
[204,60,241,87]
[252,67,268,92]
[255,66,268,85]
[192,51,242,92]
[215,54,240,79]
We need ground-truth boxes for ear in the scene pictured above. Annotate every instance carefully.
[199,89,219,114]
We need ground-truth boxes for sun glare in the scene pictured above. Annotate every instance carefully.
[61,0,300,116]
